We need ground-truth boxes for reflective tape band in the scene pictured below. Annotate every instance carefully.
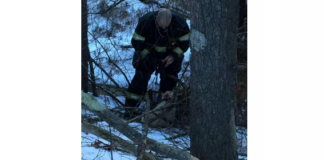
[132,32,145,41]
[140,49,149,58]
[178,33,189,41]
[155,46,166,52]
[125,91,142,101]
[173,47,184,57]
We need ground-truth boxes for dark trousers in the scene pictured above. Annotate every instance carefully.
[125,52,183,107]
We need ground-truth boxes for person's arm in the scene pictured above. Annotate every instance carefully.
[131,18,152,58]
[167,18,190,61]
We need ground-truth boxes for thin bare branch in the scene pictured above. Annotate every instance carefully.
[82,122,157,160]
[89,0,126,15]
[87,78,124,106]
[88,31,131,85]
[166,132,188,141]
[90,57,121,88]
[120,45,133,49]
[137,95,151,160]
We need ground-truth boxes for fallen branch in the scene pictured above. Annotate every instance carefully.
[82,122,157,160]
[81,91,199,160]
[166,132,188,141]
[87,78,124,106]
[127,101,172,123]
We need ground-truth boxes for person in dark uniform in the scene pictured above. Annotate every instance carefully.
[124,8,190,117]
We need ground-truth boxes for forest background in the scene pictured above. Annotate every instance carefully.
[1,0,324,160]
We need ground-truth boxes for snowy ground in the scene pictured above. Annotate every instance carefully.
[82,94,247,160]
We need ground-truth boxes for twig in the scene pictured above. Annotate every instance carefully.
[166,132,188,141]
[180,61,190,81]
[120,45,133,49]
[90,58,121,88]
[88,0,126,15]
[88,31,131,85]
[82,122,157,160]
[168,75,186,89]
[137,95,150,160]
[88,79,124,106]
[170,7,190,19]
[127,100,174,123]
[82,91,199,160]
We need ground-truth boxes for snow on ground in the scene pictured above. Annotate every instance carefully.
[82,94,247,160]
[82,132,137,160]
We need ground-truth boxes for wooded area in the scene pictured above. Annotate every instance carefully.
[82,0,247,159]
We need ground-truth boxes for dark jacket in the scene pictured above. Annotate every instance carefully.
[131,11,190,61]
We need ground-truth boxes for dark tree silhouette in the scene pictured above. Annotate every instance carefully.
[189,0,240,159]
[82,0,97,96]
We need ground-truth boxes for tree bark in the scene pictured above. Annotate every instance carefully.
[189,0,239,160]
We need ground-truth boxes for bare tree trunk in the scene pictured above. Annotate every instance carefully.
[189,0,239,160]
[82,0,89,92]
[82,0,97,96]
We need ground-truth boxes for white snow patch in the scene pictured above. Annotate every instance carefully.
[190,29,207,52]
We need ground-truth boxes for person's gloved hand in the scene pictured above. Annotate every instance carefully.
[162,54,175,68]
